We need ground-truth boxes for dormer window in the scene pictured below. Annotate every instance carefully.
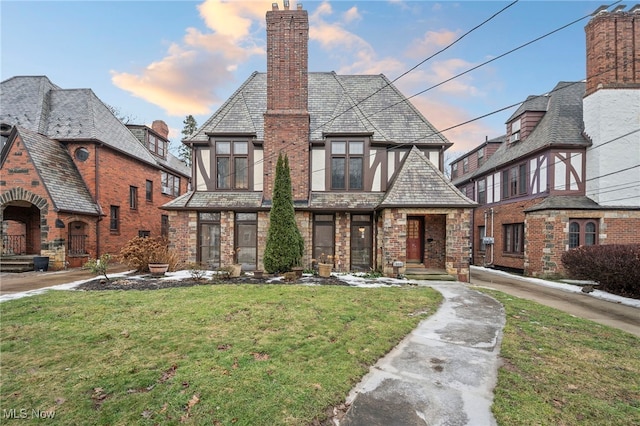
[509,118,521,143]
[148,133,167,158]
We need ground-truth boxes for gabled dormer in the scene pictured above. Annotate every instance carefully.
[127,120,170,161]
[506,95,548,145]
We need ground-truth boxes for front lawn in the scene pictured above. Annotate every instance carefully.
[482,290,640,426]
[0,285,441,425]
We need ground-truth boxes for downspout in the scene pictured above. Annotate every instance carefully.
[490,207,494,265]
[483,209,488,266]
[95,144,101,257]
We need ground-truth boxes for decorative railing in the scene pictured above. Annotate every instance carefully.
[2,234,26,255]
[68,235,88,255]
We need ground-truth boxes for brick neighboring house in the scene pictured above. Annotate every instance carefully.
[451,6,640,277]
[0,76,190,270]
[163,2,475,280]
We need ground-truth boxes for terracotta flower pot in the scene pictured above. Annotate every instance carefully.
[148,263,169,276]
[318,263,332,278]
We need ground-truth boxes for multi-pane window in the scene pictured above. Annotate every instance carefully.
[129,186,138,210]
[161,172,181,197]
[477,179,486,204]
[502,163,527,199]
[462,157,469,173]
[451,163,458,179]
[216,141,248,190]
[313,214,335,262]
[148,133,167,157]
[477,147,485,167]
[510,118,521,143]
[146,180,153,202]
[110,206,119,232]
[331,141,363,190]
[503,223,524,254]
[199,212,221,268]
[568,219,598,249]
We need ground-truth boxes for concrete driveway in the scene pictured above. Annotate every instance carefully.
[470,266,640,337]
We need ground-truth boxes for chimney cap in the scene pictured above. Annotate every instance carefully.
[612,5,627,12]
[272,2,278,10]
[283,0,289,10]
[630,4,640,12]
[591,5,609,15]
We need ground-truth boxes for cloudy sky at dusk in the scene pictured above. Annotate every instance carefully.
[2,0,610,160]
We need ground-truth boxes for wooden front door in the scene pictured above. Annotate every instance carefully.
[407,217,423,263]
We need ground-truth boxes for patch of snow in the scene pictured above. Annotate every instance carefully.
[471,266,640,309]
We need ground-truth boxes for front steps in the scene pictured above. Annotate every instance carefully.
[0,255,38,273]
[404,264,456,281]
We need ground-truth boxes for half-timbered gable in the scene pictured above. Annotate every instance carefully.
[449,6,640,278]
[165,2,474,280]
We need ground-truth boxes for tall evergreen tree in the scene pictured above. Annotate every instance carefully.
[263,153,304,273]
[179,115,197,166]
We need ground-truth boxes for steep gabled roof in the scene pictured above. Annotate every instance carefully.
[381,146,475,207]
[12,126,100,215]
[188,72,449,146]
[1,76,158,167]
[473,81,588,177]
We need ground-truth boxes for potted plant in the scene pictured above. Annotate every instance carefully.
[291,258,304,278]
[119,236,176,276]
[229,248,242,277]
[317,253,333,278]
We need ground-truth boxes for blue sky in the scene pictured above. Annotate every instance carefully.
[1,0,610,159]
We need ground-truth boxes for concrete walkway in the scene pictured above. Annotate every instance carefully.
[339,282,505,426]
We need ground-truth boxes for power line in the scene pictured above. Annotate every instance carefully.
[310,0,520,135]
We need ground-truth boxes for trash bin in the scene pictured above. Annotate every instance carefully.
[33,256,50,272]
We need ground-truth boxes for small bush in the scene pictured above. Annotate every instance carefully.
[84,253,112,281]
[186,263,207,281]
[119,236,179,272]
[561,244,640,298]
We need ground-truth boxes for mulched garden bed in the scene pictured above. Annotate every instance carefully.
[76,273,350,291]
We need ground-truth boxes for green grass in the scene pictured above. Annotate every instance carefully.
[0,285,441,425]
[480,289,640,426]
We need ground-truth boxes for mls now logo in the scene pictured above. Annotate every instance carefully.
[3,409,55,419]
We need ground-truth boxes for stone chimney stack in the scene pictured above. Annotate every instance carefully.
[585,5,640,96]
[263,1,310,201]
[151,120,169,139]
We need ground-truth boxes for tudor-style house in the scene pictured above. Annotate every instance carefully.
[0,76,190,271]
[164,2,475,281]
[451,6,640,277]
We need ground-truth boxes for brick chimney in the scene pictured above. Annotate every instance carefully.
[585,6,640,96]
[263,1,310,201]
[151,120,169,139]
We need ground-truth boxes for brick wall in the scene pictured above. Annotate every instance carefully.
[525,208,640,277]
[585,9,640,96]
[378,207,471,281]
[473,198,545,271]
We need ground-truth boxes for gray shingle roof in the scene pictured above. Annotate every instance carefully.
[381,146,475,207]
[15,126,100,215]
[188,72,449,146]
[163,191,264,209]
[1,76,158,167]
[308,192,385,210]
[473,81,588,178]
[524,195,601,212]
